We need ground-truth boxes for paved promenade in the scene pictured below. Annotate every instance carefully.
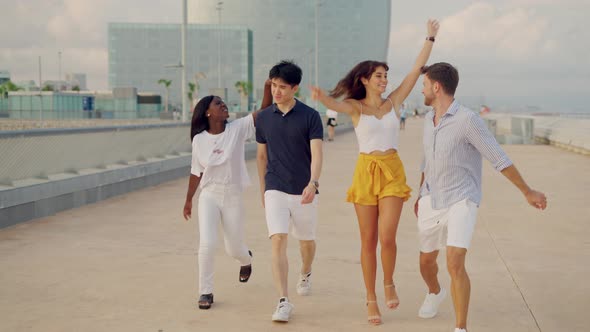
[0,118,588,332]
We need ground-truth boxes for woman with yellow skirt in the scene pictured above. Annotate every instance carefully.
[311,19,439,326]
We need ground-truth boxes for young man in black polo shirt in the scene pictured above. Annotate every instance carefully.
[256,61,324,322]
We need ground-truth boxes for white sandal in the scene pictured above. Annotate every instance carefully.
[384,284,400,309]
[366,300,382,325]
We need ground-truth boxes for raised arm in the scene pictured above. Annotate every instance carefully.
[310,85,357,116]
[253,79,272,124]
[388,19,439,111]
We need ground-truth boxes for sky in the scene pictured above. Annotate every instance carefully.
[0,0,588,112]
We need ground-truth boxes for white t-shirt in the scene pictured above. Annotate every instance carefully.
[191,114,255,191]
[326,109,338,119]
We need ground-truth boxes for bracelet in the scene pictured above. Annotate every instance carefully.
[426,36,435,42]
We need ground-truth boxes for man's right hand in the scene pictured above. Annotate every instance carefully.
[414,197,420,218]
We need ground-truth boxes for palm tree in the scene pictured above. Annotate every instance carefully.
[0,81,23,98]
[157,79,172,114]
[235,81,252,112]
[188,82,197,109]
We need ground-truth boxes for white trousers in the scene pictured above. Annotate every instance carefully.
[197,184,252,294]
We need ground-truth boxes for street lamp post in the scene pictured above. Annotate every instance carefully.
[277,32,283,60]
[38,56,43,122]
[181,0,188,121]
[58,51,62,91]
[314,0,320,110]
[216,1,224,89]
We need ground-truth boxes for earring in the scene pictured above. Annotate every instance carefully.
[206,114,210,117]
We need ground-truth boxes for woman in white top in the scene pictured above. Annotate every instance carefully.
[311,19,439,325]
[183,80,271,310]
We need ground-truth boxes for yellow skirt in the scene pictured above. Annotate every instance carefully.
[346,152,412,206]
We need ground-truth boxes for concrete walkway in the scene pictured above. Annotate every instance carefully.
[1,118,588,332]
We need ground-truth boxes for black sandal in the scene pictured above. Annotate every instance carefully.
[198,293,214,310]
[239,250,253,283]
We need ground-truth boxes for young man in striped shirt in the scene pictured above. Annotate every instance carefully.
[414,62,547,332]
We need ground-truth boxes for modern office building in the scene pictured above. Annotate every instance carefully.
[66,73,87,90]
[0,71,10,85]
[108,23,253,110]
[188,0,391,104]
[0,89,161,120]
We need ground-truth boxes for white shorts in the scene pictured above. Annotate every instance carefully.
[417,195,478,253]
[264,190,318,240]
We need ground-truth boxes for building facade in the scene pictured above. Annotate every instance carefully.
[1,89,161,120]
[188,0,391,105]
[66,73,87,90]
[108,23,253,110]
[0,71,9,85]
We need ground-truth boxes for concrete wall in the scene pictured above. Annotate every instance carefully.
[0,118,354,228]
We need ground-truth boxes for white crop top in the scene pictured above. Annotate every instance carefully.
[354,98,400,153]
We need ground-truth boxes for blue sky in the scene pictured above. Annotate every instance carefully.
[0,0,587,112]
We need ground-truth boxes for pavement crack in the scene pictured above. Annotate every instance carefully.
[484,220,542,332]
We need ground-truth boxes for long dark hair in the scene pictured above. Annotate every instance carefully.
[330,60,389,100]
[190,95,215,141]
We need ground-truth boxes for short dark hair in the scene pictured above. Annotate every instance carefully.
[421,62,459,96]
[269,60,302,86]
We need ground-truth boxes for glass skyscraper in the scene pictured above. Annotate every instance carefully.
[108,23,253,109]
[188,0,391,103]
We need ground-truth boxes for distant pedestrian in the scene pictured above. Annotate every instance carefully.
[326,108,338,141]
[400,103,409,130]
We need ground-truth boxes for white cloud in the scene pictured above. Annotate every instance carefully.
[387,1,589,110]
[0,0,181,89]
[392,2,556,62]
[0,47,107,88]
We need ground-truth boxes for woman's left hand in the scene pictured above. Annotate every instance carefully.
[427,19,440,38]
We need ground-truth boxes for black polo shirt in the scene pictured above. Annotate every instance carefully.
[255,99,323,195]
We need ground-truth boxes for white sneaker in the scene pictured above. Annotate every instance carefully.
[454,329,467,332]
[296,272,312,296]
[272,300,294,322]
[418,287,447,318]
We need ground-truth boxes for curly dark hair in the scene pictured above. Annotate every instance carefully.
[330,60,389,100]
[190,95,215,141]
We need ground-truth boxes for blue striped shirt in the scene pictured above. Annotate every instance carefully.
[420,101,513,209]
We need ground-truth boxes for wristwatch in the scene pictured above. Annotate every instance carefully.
[310,180,320,189]
[426,36,435,42]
